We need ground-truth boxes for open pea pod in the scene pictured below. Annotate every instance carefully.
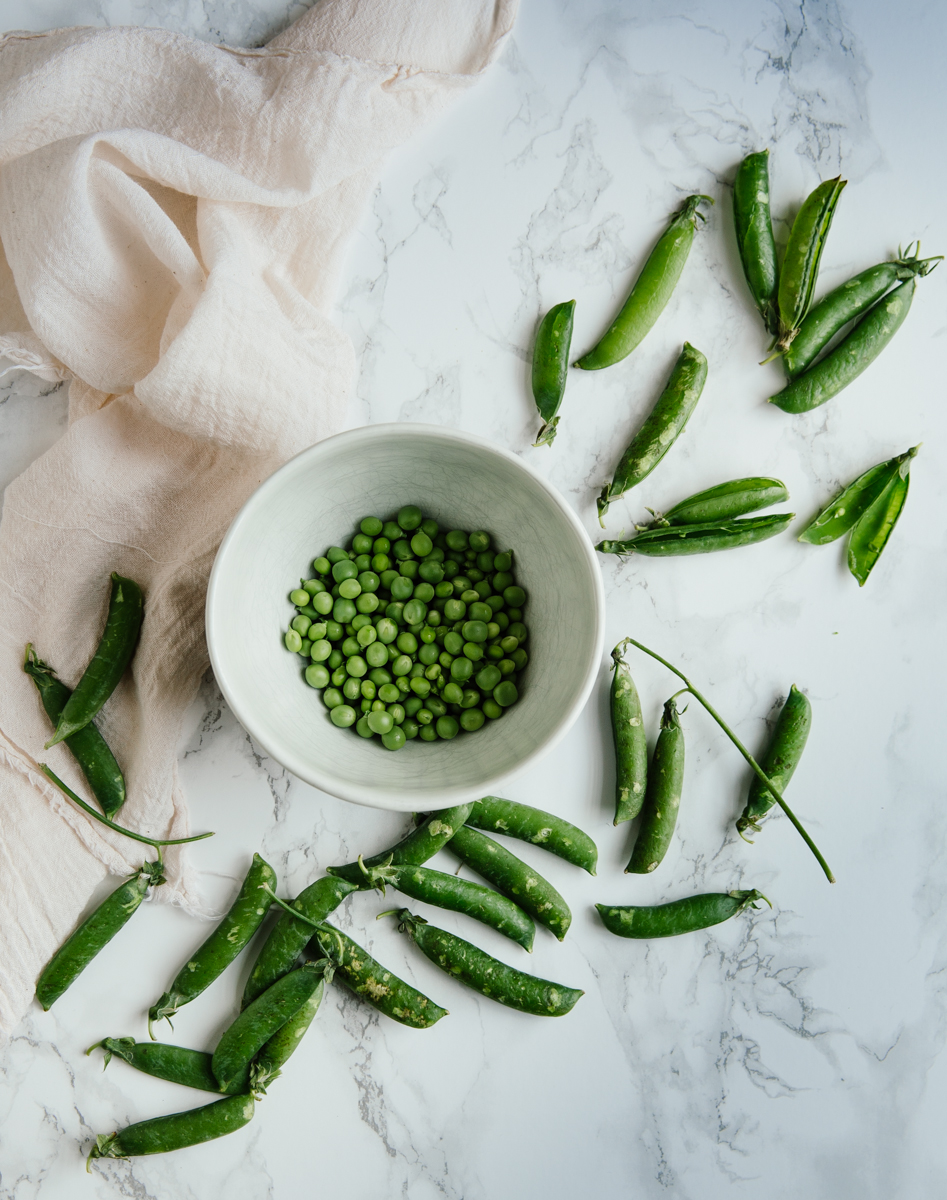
[848,471,911,586]
[798,447,917,545]
[777,176,846,350]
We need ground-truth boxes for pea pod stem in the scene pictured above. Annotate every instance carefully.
[617,639,835,883]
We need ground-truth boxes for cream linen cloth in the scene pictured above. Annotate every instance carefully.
[0,0,516,1039]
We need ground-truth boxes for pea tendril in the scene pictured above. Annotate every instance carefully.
[619,639,835,883]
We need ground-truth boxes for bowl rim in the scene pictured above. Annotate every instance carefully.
[205,422,605,810]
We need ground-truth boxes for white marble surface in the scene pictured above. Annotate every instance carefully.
[2,0,947,1195]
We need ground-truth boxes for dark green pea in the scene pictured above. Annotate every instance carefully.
[446,530,469,551]
[46,573,144,747]
[352,533,374,555]
[368,667,392,686]
[390,575,413,601]
[333,598,357,623]
[88,1037,221,1094]
[436,716,459,739]
[382,521,403,541]
[597,342,708,524]
[372,553,391,573]
[493,570,513,591]
[323,687,344,709]
[418,560,444,584]
[469,531,491,552]
[148,854,276,1028]
[532,299,576,447]
[450,657,474,683]
[475,664,501,691]
[392,539,412,561]
[332,559,358,583]
[360,516,384,537]
[626,697,684,874]
[426,695,448,718]
[597,890,769,938]
[777,175,846,346]
[493,681,518,707]
[394,911,582,1016]
[411,532,433,558]
[468,601,494,622]
[597,512,793,557]
[663,477,789,525]
[399,558,419,579]
[402,719,420,739]
[483,699,503,719]
[462,642,483,662]
[733,150,779,334]
[397,505,423,531]
[326,546,349,563]
[575,195,712,370]
[460,709,485,731]
[737,686,811,836]
[462,620,488,643]
[466,796,597,874]
[848,468,910,587]
[88,1094,256,1162]
[327,804,474,887]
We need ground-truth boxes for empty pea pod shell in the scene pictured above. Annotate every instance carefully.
[626,697,684,874]
[532,299,576,447]
[596,890,768,938]
[776,176,846,347]
[733,150,779,334]
[848,470,911,587]
[88,1094,255,1163]
[466,796,598,873]
[598,512,793,557]
[798,447,917,545]
[609,644,648,825]
[662,476,789,524]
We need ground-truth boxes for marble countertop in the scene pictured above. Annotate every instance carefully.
[2,1,946,1196]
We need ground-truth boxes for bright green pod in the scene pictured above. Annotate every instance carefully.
[626,697,685,874]
[663,477,788,525]
[466,796,598,873]
[848,471,911,587]
[597,342,708,524]
[798,447,917,545]
[327,804,473,888]
[88,1094,255,1162]
[88,1037,222,1094]
[777,176,846,346]
[532,299,576,447]
[733,150,779,334]
[575,195,712,370]
[771,279,915,413]
[597,512,793,557]
[736,685,812,836]
[596,891,768,938]
[609,643,648,825]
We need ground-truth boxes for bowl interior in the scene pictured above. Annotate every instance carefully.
[206,425,603,810]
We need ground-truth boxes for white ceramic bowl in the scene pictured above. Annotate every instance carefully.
[206,424,605,811]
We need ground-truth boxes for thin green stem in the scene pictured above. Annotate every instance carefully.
[262,885,323,930]
[620,638,835,883]
[40,765,215,850]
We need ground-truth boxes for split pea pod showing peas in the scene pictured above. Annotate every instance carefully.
[597,342,708,525]
[575,195,712,370]
[309,923,448,1028]
[88,1094,255,1164]
[24,645,126,817]
[596,890,769,939]
[532,299,576,447]
[149,853,276,1029]
[327,804,473,888]
[662,477,789,525]
[366,860,535,951]
[466,796,598,874]
[392,910,583,1017]
[598,513,793,558]
[46,573,144,748]
[771,278,916,413]
[783,246,942,378]
[446,824,571,940]
[776,176,846,350]
[242,876,356,1008]
[626,697,685,875]
[733,150,779,334]
[737,686,812,837]
[36,861,163,1011]
[610,642,648,825]
[88,1037,222,1094]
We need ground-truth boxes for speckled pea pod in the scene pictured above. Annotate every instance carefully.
[609,643,648,825]
[626,697,684,874]
[251,975,328,1093]
[733,150,779,334]
[88,1037,222,1094]
[466,796,598,873]
[596,890,768,938]
[662,477,788,525]
[848,468,911,587]
[737,686,812,837]
[575,195,712,370]
[598,512,793,557]
[532,299,576,447]
[393,910,584,1017]
[597,342,708,524]
[149,853,276,1030]
[446,824,571,940]
[88,1094,255,1165]
[242,876,357,1008]
[309,923,448,1028]
[772,277,916,413]
[776,176,846,350]
[327,804,473,888]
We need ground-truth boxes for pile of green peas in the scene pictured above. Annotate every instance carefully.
[282,505,529,751]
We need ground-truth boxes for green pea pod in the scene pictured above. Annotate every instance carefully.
[848,470,911,587]
[150,853,276,1029]
[36,863,161,1011]
[367,861,535,951]
[310,923,448,1028]
[327,804,473,888]
[784,247,941,377]
[596,890,769,938]
[88,1094,255,1164]
[598,512,793,557]
[798,447,917,545]
[736,685,812,836]
[88,1037,221,1094]
[466,796,598,873]
[393,910,584,1017]
[772,277,915,413]
[626,697,685,874]
[663,477,788,525]
[24,645,126,817]
[251,975,328,1093]
[597,342,708,524]
[532,300,576,447]
[446,824,571,940]
[242,875,356,1008]
[212,962,325,1093]
[609,642,648,825]
[46,573,144,747]
[576,195,712,370]
[733,150,779,334]
[776,176,847,347]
